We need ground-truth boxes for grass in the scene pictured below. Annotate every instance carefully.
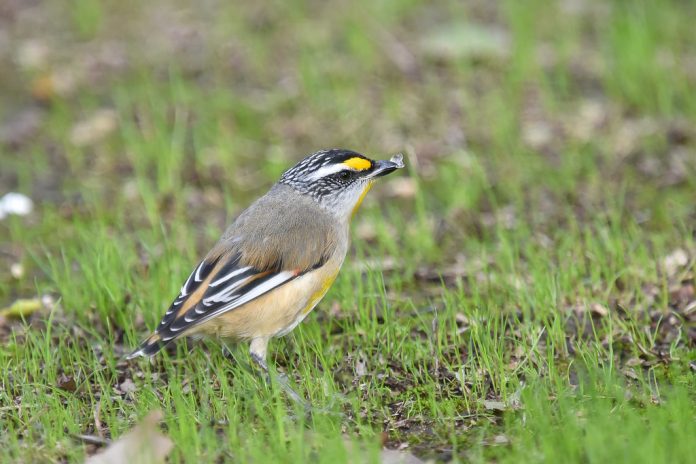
[1,0,695,462]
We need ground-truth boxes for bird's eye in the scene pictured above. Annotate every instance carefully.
[338,171,351,181]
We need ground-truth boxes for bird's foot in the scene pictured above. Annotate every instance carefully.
[250,352,311,412]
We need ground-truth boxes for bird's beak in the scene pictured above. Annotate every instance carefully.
[367,153,405,178]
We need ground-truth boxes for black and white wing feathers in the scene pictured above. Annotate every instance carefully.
[128,251,302,358]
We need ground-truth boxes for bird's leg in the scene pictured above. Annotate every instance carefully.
[221,341,236,360]
[249,337,309,409]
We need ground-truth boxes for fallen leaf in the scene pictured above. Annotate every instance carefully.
[622,368,640,380]
[355,356,368,377]
[85,410,172,464]
[119,378,137,394]
[57,374,77,392]
[590,303,609,317]
[0,298,42,318]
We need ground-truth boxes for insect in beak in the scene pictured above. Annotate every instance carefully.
[366,153,405,178]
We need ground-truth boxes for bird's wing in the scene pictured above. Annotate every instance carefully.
[128,187,339,358]
[129,250,317,357]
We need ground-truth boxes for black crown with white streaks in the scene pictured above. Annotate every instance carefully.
[278,149,370,199]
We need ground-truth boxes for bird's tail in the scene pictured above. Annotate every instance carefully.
[126,333,168,359]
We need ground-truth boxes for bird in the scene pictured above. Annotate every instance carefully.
[128,148,404,397]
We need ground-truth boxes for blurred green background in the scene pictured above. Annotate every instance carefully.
[1,0,694,462]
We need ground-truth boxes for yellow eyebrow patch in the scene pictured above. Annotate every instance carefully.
[343,157,372,171]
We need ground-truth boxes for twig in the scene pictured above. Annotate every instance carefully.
[73,434,111,447]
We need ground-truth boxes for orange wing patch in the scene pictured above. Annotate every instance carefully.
[343,157,372,171]
[174,258,227,319]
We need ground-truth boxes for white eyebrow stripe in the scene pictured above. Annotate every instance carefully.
[305,163,350,181]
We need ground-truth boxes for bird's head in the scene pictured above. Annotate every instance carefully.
[279,149,405,219]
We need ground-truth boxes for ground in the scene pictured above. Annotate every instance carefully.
[0,0,695,462]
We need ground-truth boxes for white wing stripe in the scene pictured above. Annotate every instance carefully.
[209,266,253,287]
[195,305,208,315]
[216,271,295,313]
[179,275,193,297]
[179,262,202,297]
[166,271,298,336]
[203,276,253,305]
[194,261,205,282]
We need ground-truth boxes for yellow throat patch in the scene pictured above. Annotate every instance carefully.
[352,181,374,218]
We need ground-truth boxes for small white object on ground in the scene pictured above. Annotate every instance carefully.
[0,193,33,220]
